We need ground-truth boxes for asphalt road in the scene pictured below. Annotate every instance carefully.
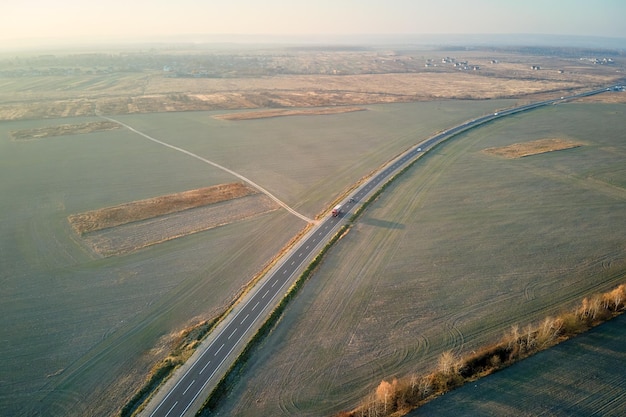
[142,85,614,417]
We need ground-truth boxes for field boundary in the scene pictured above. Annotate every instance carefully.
[213,106,367,120]
[68,183,258,235]
[337,283,626,417]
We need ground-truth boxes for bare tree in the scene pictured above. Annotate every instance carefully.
[507,324,520,349]
[438,351,458,375]
[589,294,603,319]
[611,285,624,310]
[524,324,536,351]
[409,374,418,395]
[578,297,590,318]
[418,376,432,398]
[537,316,562,347]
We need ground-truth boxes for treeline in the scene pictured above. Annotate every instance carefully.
[336,283,626,417]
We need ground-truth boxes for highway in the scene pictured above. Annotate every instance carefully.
[141,85,614,417]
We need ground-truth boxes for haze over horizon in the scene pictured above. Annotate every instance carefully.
[3,0,626,50]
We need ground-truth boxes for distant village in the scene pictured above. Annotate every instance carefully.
[0,49,621,79]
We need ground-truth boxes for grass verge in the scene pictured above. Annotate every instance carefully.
[120,319,218,417]
[196,222,350,415]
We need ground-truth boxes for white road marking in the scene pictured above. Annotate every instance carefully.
[241,314,249,324]
[252,301,259,310]
[228,329,237,340]
[199,360,211,375]
[215,343,224,356]
[164,401,178,417]
[262,290,269,298]
[182,380,195,396]
[271,280,278,287]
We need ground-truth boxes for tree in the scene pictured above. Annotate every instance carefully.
[438,351,458,375]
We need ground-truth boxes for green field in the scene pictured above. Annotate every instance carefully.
[210,103,626,416]
[0,100,513,416]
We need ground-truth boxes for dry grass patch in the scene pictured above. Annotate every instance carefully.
[82,193,279,256]
[68,183,256,235]
[213,106,366,120]
[482,138,583,159]
[10,120,119,140]
[575,91,626,104]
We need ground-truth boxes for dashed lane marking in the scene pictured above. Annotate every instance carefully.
[164,401,178,417]
[182,380,195,396]
[199,360,211,374]
[215,343,224,356]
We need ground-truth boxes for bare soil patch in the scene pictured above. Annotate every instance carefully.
[482,138,583,158]
[10,120,120,140]
[68,183,256,235]
[213,106,366,120]
[83,193,279,256]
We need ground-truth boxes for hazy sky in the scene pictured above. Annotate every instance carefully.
[3,0,626,45]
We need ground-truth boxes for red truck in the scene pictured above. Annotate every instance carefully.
[331,204,342,217]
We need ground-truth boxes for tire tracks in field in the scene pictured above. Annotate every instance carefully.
[97,114,315,224]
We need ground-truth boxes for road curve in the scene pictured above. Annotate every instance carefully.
[139,86,615,417]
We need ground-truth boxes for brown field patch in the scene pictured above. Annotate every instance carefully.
[10,120,120,140]
[68,183,256,235]
[213,106,367,120]
[82,193,279,256]
[573,91,626,104]
[482,138,583,158]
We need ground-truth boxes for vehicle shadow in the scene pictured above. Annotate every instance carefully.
[361,218,405,229]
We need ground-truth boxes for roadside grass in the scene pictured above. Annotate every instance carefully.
[120,319,217,417]
[208,103,626,417]
[197,224,350,416]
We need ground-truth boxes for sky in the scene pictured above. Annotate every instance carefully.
[3,0,626,47]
